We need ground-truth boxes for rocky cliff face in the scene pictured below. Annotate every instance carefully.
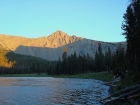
[0,31,126,61]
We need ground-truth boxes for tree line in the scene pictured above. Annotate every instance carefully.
[48,43,127,75]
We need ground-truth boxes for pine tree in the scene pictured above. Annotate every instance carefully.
[78,55,83,73]
[62,46,68,74]
[95,50,99,72]
[56,57,61,75]
[105,47,112,71]
[122,0,140,73]
[97,43,104,72]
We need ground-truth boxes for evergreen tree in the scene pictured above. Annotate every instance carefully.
[62,46,68,74]
[96,43,105,72]
[67,56,72,74]
[78,55,83,73]
[105,47,112,71]
[57,57,61,75]
[94,51,99,72]
[122,0,140,73]
[111,44,126,73]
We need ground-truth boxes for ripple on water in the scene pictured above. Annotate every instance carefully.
[0,77,109,105]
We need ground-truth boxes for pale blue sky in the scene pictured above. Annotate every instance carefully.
[0,0,129,42]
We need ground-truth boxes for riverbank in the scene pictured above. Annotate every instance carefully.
[54,71,113,82]
[0,73,49,77]
[0,71,113,82]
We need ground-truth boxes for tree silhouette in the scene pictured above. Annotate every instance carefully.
[122,0,140,73]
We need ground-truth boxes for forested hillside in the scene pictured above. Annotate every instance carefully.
[0,44,51,74]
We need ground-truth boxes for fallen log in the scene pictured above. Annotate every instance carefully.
[116,88,140,99]
[100,84,140,101]
[128,93,140,99]
[104,88,140,103]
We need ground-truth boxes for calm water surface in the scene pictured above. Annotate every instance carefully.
[0,77,109,105]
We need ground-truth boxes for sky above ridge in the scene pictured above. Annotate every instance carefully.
[0,0,129,42]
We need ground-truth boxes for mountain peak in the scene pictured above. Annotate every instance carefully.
[48,30,69,38]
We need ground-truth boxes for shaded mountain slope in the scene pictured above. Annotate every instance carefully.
[0,31,126,61]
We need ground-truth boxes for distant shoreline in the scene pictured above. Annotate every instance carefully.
[0,72,113,82]
[0,73,49,77]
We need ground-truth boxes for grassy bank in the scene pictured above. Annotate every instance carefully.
[54,71,113,82]
[0,72,113,82]
[0,73,49,77]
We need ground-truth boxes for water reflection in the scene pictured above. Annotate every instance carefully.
[0,77,109,105]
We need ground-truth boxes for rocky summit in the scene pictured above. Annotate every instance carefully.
[0,31,126,61]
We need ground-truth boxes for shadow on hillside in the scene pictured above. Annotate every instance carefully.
[14,39,126,61]
[0,40,126,74]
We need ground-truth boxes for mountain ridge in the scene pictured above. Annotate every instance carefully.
[0,31,126,61]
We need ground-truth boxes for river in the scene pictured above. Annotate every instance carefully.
[0,77,109,105]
